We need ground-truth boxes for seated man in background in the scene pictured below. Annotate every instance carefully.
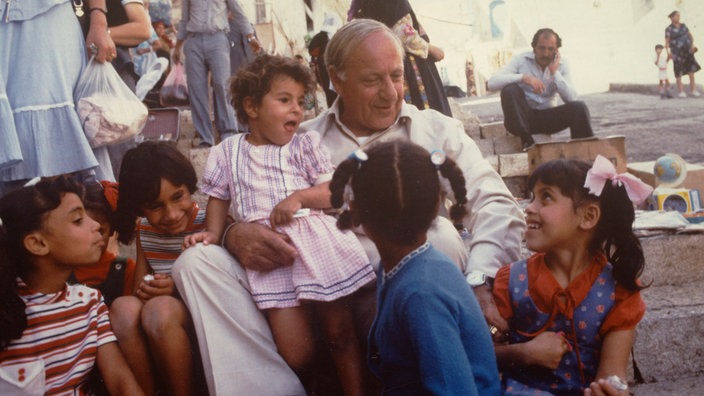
[487,28,594,150]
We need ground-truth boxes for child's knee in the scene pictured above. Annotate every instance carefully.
[140,296,189,335]
[280,342,316,372]
[109,296,144,333]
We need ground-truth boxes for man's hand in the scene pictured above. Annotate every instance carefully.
[172,40,184,64]
[548,51,560,75]
[522,74,545,94]
[224,222,298,272]
[473,284,509,335]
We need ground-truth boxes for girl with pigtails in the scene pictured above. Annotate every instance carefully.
[492,155,652,396]
[0,175,143,395]
[330,140,501,396]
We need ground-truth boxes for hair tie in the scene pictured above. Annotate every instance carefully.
[430,149,446,168]
[348,148,368,164]
[584,155,653,205]
[100,180,119,212]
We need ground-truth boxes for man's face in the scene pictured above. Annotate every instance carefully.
[330,31,405,136]
[533,33,558,69]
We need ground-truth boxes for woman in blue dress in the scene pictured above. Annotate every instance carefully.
[665,10,701,97]
[0,0,115,195]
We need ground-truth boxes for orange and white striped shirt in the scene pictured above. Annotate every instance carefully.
[0,280,116,395]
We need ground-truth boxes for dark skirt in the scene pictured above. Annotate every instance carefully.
[404,54,452,117]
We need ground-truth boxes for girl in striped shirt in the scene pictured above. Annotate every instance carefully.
[0,175,143,395]
[111,141,205,396]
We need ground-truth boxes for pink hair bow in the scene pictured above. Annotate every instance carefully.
[584,155,653,205]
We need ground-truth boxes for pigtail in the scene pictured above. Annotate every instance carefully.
[438,157,468,225]
[0,223,26,350]
[330,157,360,230]
[593,183,646,291]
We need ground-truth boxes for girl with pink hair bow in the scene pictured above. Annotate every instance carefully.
[492,155,652,396]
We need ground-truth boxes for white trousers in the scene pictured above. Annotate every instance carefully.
[172,244,306,396]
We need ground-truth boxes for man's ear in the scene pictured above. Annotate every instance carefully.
[23,232,49,257]
[328,67,343,95]
[243,97,258,120]
[579,203,601,230]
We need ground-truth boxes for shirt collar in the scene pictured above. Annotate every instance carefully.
[382,240,431,284]
[327,99,412,141]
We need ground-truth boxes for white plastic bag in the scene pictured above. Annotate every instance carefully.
[74,57,148,148]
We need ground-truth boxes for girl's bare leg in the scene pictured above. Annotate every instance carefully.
[265,306,316,372]
[316,298,365,396]
[110,296,157,395]
[141,296,194,396]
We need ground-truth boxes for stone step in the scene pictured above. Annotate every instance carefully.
[630,374,704,396]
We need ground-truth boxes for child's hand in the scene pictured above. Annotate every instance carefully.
[583,376,629,396]
[135,273,175,302]
[183,231,218,249]
[525,331,570,370]
[270,195,303,227]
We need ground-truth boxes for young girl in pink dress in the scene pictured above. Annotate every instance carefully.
[184,54,375,395]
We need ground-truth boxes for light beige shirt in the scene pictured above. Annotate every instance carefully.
[301,100,525,278]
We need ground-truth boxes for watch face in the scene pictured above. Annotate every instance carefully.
[467,272,485,286]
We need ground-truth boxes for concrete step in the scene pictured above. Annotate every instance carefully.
[630,374,704,395]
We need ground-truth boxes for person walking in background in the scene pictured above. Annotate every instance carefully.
[654,44,673,99]
[173,0,254,147]
[665,10,701,98]
[487,28,594,151]
[350,0,453,117]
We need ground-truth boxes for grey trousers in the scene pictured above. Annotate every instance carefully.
[183,31,238,145]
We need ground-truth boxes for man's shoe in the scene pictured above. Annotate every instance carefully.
[678,91,687,98]
[692,90,701,97]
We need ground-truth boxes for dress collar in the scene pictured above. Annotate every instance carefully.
[382,240,430,284]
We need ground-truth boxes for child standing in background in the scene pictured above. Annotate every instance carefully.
[184,54,375,395]
[492,156,652,395]
[111,141,205,396]
[655,44,673,98]
[70,180,136,306]
[329,140,501,395]
[0,175,143,395]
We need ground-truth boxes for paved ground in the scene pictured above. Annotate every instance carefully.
[458,88,704,165]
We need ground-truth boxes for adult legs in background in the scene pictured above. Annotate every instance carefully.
[183,34,215,146]
[206,32,238,141]
[500,83,537,148]
[532,101,594,140]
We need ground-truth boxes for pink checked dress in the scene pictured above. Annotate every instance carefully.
[202,131,375,309]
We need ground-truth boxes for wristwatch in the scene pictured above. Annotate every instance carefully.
[466,271,493,288]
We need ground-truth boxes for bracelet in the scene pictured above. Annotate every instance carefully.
[90,7,108,16]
